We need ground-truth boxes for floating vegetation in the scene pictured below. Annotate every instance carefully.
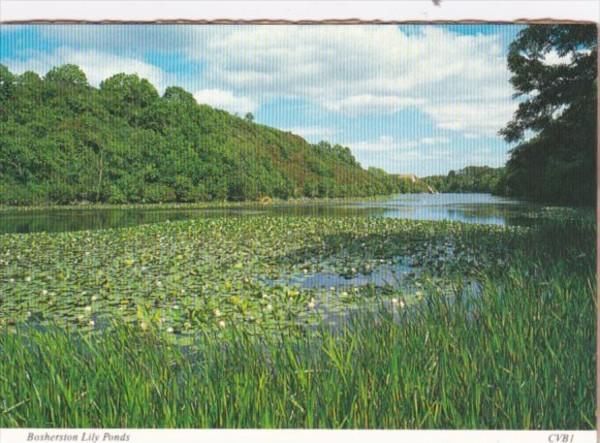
[1,250,595,428]
[0,216,526,337]
[0,213,595,428]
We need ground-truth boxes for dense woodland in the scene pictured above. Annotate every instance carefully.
[423,166,505,194]
[498,25,597,206]
[0,65,421,205]
[0,25,596,207]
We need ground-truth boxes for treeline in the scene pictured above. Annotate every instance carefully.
[498,25,596,206]
[423,166,505,194]
[369,169,431,193]
[0,64,410,205]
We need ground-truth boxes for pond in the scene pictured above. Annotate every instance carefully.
[0,193,542,234]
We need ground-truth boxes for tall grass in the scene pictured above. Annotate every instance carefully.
[1,246,595,429]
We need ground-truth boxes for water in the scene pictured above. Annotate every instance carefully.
[350,193,538,225]
[265,258,415,290]
[0,193,541,234]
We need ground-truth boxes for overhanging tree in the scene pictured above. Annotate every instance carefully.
[499,24,597,205]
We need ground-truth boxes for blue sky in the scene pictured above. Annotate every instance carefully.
[0,24,524,176]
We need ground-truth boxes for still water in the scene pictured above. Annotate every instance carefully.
[0,193,542,234]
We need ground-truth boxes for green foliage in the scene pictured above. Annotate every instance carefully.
[45,64,88,87]
[0,218,595,428]
[423,166,505,194]
[499,25,597,206]
[0,65,413,205]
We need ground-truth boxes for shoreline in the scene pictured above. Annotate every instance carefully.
[0,193,432,213]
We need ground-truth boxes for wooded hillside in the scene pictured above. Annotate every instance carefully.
[0,64,408,205]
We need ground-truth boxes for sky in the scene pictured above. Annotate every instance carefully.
[0,24,525,177]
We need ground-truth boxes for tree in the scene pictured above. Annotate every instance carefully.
[163,86,196,105]
[99,73,159,122]
[44,64,88,87]
[244,112,254,122]
[0,63,416,205]
[0,64,15,104]
[500,25,597,205]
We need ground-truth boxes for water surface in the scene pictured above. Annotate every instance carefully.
[0,193,543,234]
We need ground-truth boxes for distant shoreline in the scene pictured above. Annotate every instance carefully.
[0,193,431,213]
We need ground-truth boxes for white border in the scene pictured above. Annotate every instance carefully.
[0,0,598,23]
[0,429,596,443]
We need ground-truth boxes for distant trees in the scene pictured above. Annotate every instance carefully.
[0,64,413,205]
[499,25,597,206]
[423,166,505,194]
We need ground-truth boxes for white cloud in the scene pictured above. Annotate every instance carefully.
[4,47,167,90]
[350,135,453,153]
[182,25,516,136]
[193,89,257,115]
[422,101,516,137]
[349,135,404,153]
[347,134,507,176]
[27,25,519,137]
[323,95,424,116]
[283,126,337,140]
[421,136,450,145]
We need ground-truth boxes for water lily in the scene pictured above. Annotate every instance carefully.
[213,308,221,317]
[84,305,92,313]
[307,298,316,309]
[42,289,48,296]
[25,276,31,282]
[166,327,174,333]
[218,320,226,328]
[88,320,95,327]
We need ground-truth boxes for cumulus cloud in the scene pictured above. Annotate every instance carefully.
[349,135,400,152]
[323,95,424,116]
[349,135,451,153]
[193,89,257,115]
[3,47,167,90]
[22,25,519,137]
[182,25,517,136]
[283,126,337,140]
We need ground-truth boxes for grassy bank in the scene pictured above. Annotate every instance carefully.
[0,218,596,428]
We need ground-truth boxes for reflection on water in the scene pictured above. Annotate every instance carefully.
[350,193,538,226]
[266,260,414,290]
[0,193,541,234]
